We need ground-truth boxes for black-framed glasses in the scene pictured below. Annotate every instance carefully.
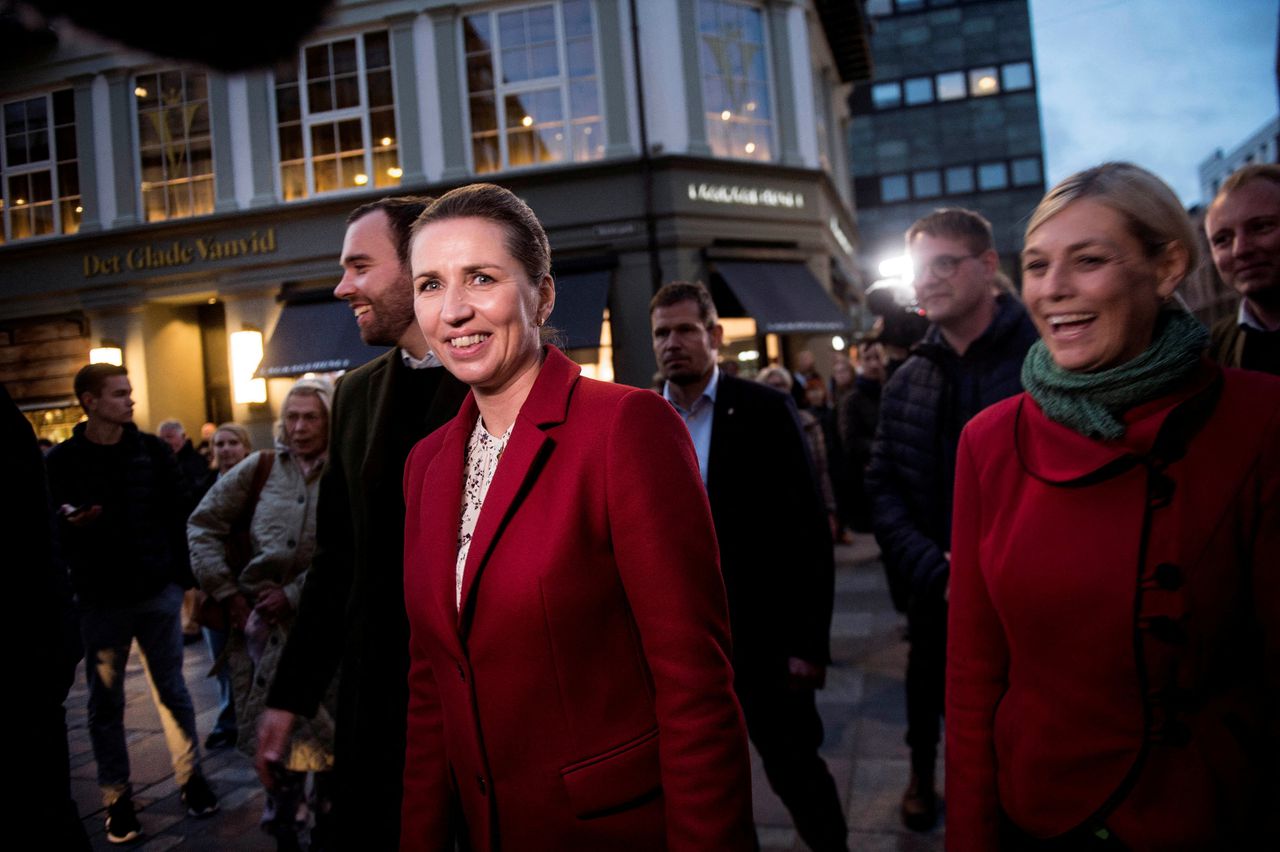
[917,253,979,279]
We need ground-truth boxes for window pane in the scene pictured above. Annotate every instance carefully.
[470,94,498,133]
[373,148,400,187]
[977,162,1008,190]
[464,15,491,53]
[57,162,79,197]
[308,80,333,113]
[334,73,360,110]
[278,126,304,162]
[563,0,592,38]
[28,128,49,162]
[369,109,396,145]
[6,131,26,167]
[880,174,909,202]
[1011,157,1041,186]
[529,42,558,78]
[32,202,54,235]
[936,71,965,101]
[337,118,363,154]
[969,66,999,97]
[52,88,75,124]
[332,38,358,74]
[566,36,595,77]
[912,170,941,198]
[277,84,301,123]
[312,123,337,156]
[468,55,494,93]
[1002,62,1033,91]
[502,46,530,83]
[945,165,974,194]
[872,82,901,109]
[61,198,81,234]
[903,77,933,105]
[313,157,338,193]
[306,44,331,78]
[281,163,306,201]
[55,123,77,160]
[363,32,389,69]
[472,134,499,174]
[573,120,602,162]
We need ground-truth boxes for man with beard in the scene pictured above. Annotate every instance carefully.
[256,197,467,849]
[1204,164,1280,374]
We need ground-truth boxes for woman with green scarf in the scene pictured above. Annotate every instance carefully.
[945,162,1280,850]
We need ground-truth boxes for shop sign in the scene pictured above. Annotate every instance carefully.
[686,183,805,209]
[82,228,278,278]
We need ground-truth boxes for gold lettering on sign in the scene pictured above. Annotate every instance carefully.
[81,228,278,278]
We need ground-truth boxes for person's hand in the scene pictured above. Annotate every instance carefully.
[254,586,292,625]
[60,503,102,526]
[227,593,252,632]
[787,656,827,690]
[255,708,296,789]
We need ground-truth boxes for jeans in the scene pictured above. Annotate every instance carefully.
[203,626,237,737]
[80,583,203,805]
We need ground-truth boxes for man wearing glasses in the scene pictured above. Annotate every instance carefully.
[866,208,1038,832]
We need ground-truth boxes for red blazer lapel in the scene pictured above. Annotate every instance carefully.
[457,347,578,631]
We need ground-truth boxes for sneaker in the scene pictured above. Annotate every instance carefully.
[181,773,220,817]
[900,771,938,832]
[105,795,143,844]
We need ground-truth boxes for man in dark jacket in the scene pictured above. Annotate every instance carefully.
[45,363,218,843]
[255,196,467,849]
[651,282,847,852]
[866,209,1038,831]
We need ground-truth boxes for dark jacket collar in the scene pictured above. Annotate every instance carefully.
[916,292,1030,361]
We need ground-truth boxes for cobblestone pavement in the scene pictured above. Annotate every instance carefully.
[68,539,945,850]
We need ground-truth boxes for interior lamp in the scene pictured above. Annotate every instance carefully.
[89,340,123,366]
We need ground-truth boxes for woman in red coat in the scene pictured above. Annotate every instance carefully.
[399,183,753,851]
[946,162,1280,850]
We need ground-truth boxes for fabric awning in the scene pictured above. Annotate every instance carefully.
[715,261,850,333]
[552,269,611,349]
[257,299,387,377]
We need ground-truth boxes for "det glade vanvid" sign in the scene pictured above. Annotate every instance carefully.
[82,228,278,278]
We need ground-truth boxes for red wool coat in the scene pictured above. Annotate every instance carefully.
[946,363,1280,850]
[400,347,754,852]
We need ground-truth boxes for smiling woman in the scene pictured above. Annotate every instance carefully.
[945,163,1280,850]
[399,183,753,852]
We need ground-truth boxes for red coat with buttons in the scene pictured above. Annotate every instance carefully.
[399,347,754,852]
[946,363,1280,850]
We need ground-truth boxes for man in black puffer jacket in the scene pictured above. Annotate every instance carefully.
[46,363,218,843]
[866,209,1038,832]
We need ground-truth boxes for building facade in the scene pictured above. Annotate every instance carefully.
[848,0,1045,286]
[0,0,871,442]
[1198,115,1279,203]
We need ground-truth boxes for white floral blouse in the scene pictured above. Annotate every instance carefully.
[455,416,513,609]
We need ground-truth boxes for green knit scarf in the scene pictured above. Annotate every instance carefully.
[1021,307,1209,440]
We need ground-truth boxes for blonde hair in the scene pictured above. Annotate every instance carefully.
[213,422,251,452]
[1026,162,1199,272]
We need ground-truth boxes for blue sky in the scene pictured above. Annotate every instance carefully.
[1030,0,1278,205]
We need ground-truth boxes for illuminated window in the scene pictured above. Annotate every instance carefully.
[969,66,1000,97]
[1002,62,1033,91]
[912,170,941,199]
[0,90,79,243]
[464,1,603,173]
[274,31,399,200]
[935,71,966,101]
[698,0,773,161]
[903,77,934,106]
[977,161,1008,190]
[135,70,213,222]
[880,174,909,203]
[872,82,902,109]
[1011,156,1041,187]
[944,165,974,194]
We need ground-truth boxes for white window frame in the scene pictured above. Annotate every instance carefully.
[697,0,778,161]
[273,29,400,201]
[133,68,215,223]
[0,90,78,243]
[463,0,606,175]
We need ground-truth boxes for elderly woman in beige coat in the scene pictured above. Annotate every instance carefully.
[188,378,337,850]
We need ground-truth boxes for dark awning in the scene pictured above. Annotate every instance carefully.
[257,299,387,377]
[715,261,851,334]
[552,269,611,349]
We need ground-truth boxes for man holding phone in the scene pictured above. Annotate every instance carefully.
[46,363,218,843]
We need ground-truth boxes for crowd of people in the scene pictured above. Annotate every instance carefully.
[10,160,1277,851]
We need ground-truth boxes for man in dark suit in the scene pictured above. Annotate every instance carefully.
[650,282,847,852]
[256,196,467,849]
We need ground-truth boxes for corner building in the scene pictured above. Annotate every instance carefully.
[0,0,872,441]
[849,0,1046,280]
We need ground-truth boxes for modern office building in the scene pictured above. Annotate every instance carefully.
[848,0,1045,286]
[1198,115,1279,203]
[0,0,871,442]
